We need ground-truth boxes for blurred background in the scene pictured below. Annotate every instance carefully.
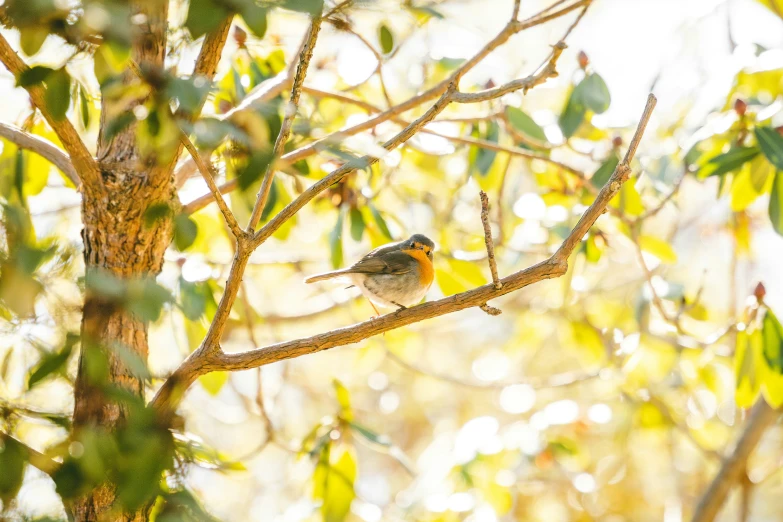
[3,0,783,520]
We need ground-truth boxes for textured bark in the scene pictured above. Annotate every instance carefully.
[71,166,176,521]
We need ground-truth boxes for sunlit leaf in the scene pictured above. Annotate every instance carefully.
[0,435,28,506]
[173,214,199,251]
[505,106,547,143]
[349,208,365,242]
[368,203,392,239]
[591,154,619,189]
[699,147,760,178]
[330,208,345,269]
[638,235,677,264]
[18,26,48,56]
[199,371,228,395]
[735,328,763,408]
[578,73,611,114]
[756,126,783,170]
[332,378,353,421]
[44,68,71,121]
[28,334,77,389]
[378,24,394,54]
[768,171,783,235]
[241,5,268,38]
[312,443,356,522]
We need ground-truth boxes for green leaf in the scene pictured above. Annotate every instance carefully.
[280,0,324,15]
[237,151,273,191]
[591,154,619,189]
[173,214,199,251]
[469,121,499,176]
[0,435,28,505]
[699,147,760,178]
[505,106,547,143]
[762,309,783,373]
[18,26,48,56]
[167,76,211,114]
[17,65,53,87]
[348,421,391,446]
[179,278,216,321]
[241,5,268,38]
[349,208,365,242]
[330,209,345,269]
[104,112,136,141]
[638,235,677,264]
[27,334,77,389]
[755,126,783,170]
[45,68,71,121]
[578,73,611,114]
[368,204,392,240]
[185,0,230,39]
[768,171,783,235]
[749,154,775,192]
[79,84,91,129]
[558,91,586,138]
[378,24,394,54]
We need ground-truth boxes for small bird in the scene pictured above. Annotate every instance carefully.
[304,234,435,315]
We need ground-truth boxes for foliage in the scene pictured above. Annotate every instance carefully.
[1,0,783,521]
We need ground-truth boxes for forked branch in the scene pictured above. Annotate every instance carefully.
[150,93,656,418]
[0,34,102,192]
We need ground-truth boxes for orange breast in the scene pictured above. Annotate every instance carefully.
[402,249,434,287]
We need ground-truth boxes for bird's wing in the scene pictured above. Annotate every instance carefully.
[345,251,414,275]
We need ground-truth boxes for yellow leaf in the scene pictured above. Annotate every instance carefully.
[435,258,487,296]
[755,0,783,20]
[735,329,763,408]
[199,371,228,395]
[730,163,759,212]
[313,444,356,522]
[638,235,677,264]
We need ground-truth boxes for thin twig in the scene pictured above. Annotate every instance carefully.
[178,130,245,239]
[479,191,502,289]
[149,93,654,417]
[247,17,323,231]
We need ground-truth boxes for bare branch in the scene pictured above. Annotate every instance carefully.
[452,42,566,103]
[150,93,655,416]
[691,400,778,522]
[479,191,501,289]
[180,6,581,215]
[247,16,323,231]
[278,0,591,164]
[178,130,245,239]
[0,34,102,193]
[0,122,79,186]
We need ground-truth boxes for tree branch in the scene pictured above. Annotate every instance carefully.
[691,400,779,522]
[247,16,323,231]
[0,34,102,193]
[278,0,591,164]
[179,9,581,215]
[178,130,245,239]
[150,93,655,418]
[0,122,79,186]
[0,432,60,476]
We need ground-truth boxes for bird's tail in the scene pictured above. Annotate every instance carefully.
[304,269,351,284]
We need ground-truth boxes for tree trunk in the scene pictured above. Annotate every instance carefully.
[71,167,175,521]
